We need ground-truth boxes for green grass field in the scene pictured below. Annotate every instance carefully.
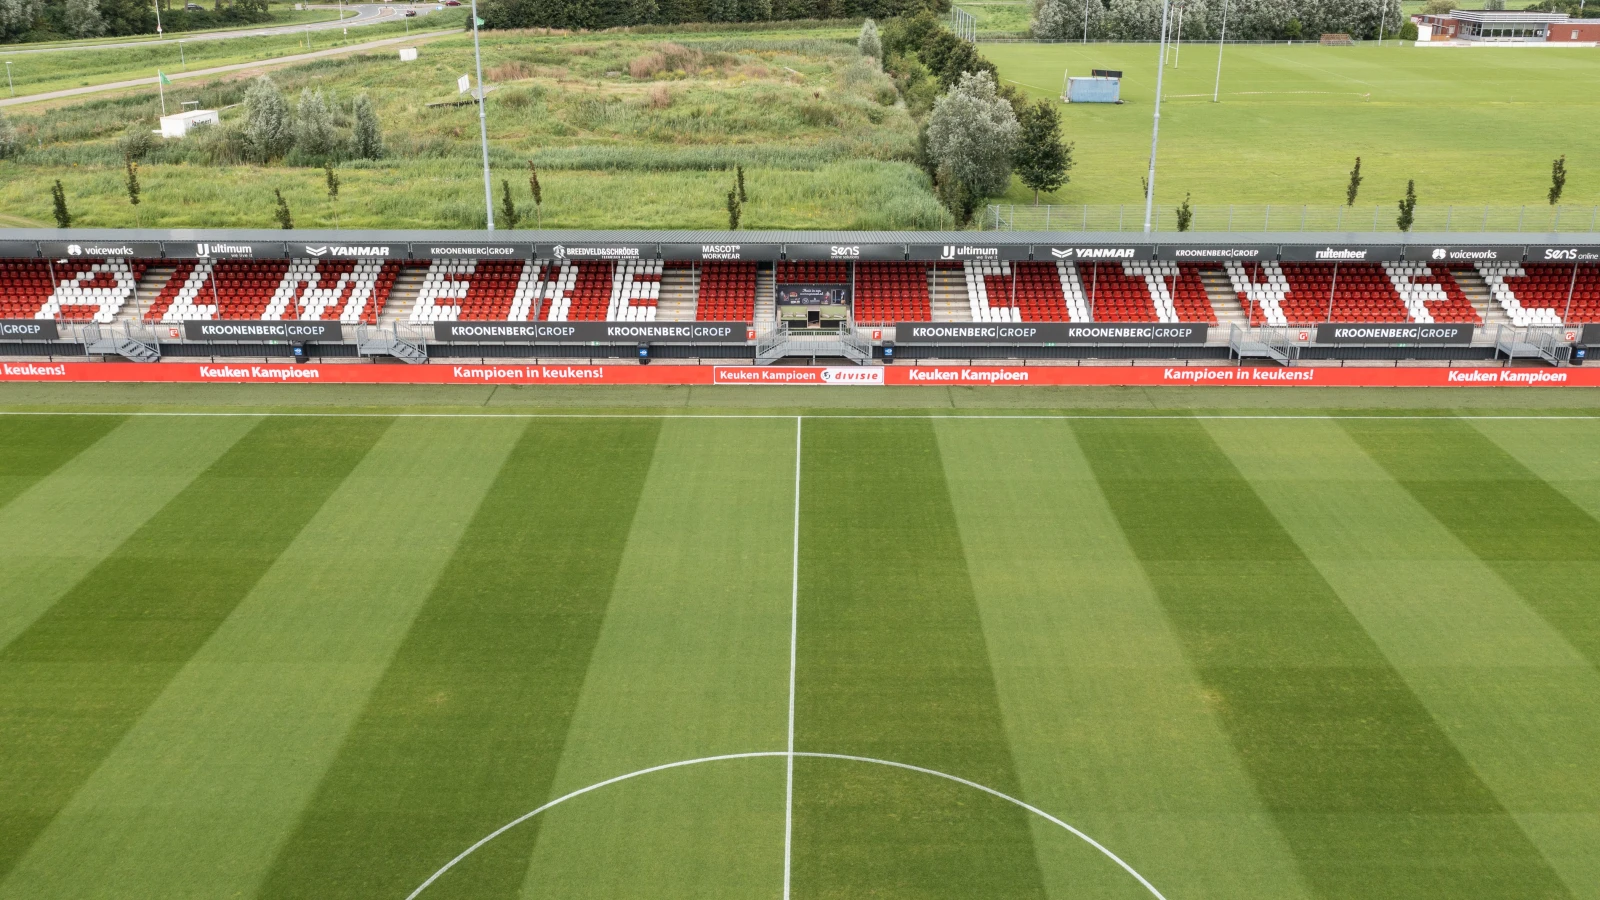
[0,385,1598,900]
[986,41,1600,209]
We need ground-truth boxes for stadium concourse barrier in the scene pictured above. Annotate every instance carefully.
[0,229,1596,368]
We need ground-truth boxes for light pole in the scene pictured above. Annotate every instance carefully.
[153,0,162,36]
[1143,0,1173,233]
[470,0,494,230]
[178,40,186,70]
[1376,0,1387,44]
[1082,0,1089,43]
[5,62,12,98]
[1172,0,1185,67]
[1212,0,1229,102]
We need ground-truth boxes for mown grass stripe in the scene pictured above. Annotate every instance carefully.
[935,419,1312,900]
[0,415,393,884]
[793,418,1046,900]
[0,414,122,510]
[1343,417,1600,669]
[515,418,795,900]
[1072,418,1573,900]
[0,417,525,900]
[256,418,663,900]
[0,416,258,653]
[1209,417,1600,899]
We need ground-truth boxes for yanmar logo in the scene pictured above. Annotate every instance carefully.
[304,245,390,258]
[1051,247,1135,260]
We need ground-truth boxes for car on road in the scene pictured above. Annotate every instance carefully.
[404,8,417,14]
[443,1,461,6]
[184,2,202,9]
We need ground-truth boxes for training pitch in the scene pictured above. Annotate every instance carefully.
[0,386,1597,900]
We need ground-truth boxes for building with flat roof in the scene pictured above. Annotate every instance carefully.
[1413,9,1600,43]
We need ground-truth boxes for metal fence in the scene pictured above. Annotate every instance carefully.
[984,203,1600,233]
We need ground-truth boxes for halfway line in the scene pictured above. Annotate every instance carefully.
[783,416,802,900]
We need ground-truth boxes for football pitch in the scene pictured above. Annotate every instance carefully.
[0,386,1598,900]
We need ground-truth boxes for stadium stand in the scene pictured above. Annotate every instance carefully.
[562,261,619,321]
[608,260,662,322]
[965,260,1020,322]
[1,258,142,323]
[1227,262,1410,325]
[1382,261,1479,324]
[149,258,398,324]
[1076,261,1166,322]
[1052,261,1092,323]
[1478,262,1600,326]
[853,261,931,325]
[694,261,757,321]
[409,258,536,324]
[777,261,848,284]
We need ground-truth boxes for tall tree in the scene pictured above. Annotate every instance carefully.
[528,161,543,228]
[1549,155,1567,205]
[1396,179,1416,232]
[294,88,335,160]
[1012,99,1072,204]
[124,158,141,226]
[63,0,106,37]
[859,17,882,57]
[736,164,748,203]
[500,179,520,228]
[243,76,293,163]
[1345,156,1362,206]
[51,179,71,228]
[324,161,340,228]
[350,94,384,160]
[726,187,741,229]
[926,70,1020,208]
[1175,192,1193,231]
[274,188,293,229]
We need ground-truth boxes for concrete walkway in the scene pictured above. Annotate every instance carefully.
[0,28,458,108]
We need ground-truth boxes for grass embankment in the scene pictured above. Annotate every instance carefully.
[0,10,458,99]
[0,28,950,229]
[985,40,1600,208]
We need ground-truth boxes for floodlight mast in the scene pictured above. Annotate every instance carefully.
[470,0,495,230]
[1142,0,1173,233]
[1213,0,1229,102]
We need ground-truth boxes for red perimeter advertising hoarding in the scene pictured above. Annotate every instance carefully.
[0,361,1597,387]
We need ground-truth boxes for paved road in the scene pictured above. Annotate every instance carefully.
[0,27,457,108]
[0,4,447,57]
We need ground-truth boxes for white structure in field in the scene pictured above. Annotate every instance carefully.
[158,110,219,139]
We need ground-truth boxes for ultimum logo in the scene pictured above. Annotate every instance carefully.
[197,243,254,258]
[940,245,999,260]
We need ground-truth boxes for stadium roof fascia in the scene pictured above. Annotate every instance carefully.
[2,229,1595,260]
[1448,9,1571,22]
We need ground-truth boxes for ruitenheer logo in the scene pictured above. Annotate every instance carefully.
[1314,248,1368,260]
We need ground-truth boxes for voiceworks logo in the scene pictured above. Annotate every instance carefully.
[1432,248,1447,260]
[67,244,82,256]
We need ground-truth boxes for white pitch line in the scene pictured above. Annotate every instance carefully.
[783,416,801,900]
[0,411,1595,421]
[402,751,1170,900]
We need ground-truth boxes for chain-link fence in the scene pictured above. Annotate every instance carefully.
[984,204,1600,233]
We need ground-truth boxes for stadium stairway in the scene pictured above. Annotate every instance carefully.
[754,264,776,332]
[130,264,176,324]
[379,264,426,327]
[930,263,970,322]
[1448,266,1513,331]
[657,264,698,321]
[1200,267,1250,332]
